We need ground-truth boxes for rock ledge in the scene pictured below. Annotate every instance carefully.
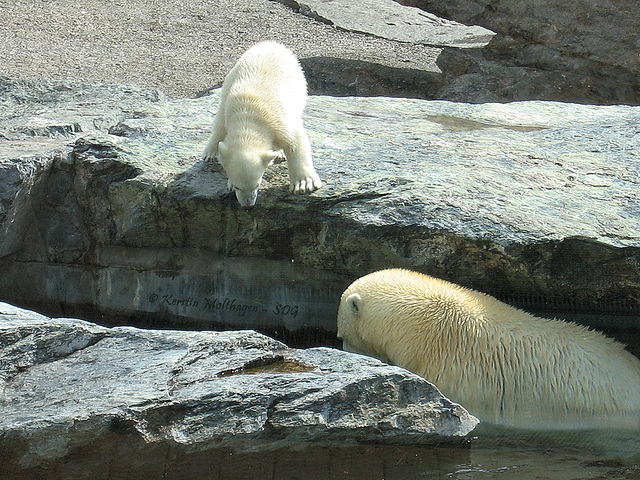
[0,302,477,473]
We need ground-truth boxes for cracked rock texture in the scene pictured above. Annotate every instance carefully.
[0,79,639,344]
[0,302,477,475]
[395,0,640,104]
[396,0,639,75]
[275,0,494,49]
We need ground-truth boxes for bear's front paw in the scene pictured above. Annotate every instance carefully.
[290,174,322,195]
[202,145,217,162]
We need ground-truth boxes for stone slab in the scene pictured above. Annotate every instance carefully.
[276,0,494,48]
[0,302,477,471]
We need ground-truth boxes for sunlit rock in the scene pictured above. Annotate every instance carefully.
[0,302,477,473]
[0,79,639,342]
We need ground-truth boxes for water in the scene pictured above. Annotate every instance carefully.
[195,440,640,480]
[5,284,638,479]
[7,437,639,479]
[194,423,640,479]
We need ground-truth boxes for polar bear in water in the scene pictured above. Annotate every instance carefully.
[202,41,322,206]
[337,268,640,430]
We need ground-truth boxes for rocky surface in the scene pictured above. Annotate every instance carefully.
[0,0,441,100]
[396,0,640,104]
[396,0,639,75]
[275,0,494,48]
[0,302,477,475]
[2,0,636,104]
[1,79,639,345]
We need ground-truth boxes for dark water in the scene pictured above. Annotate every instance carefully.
[209,437,640,480]
[8,432,638,480]
[163,440,640,480]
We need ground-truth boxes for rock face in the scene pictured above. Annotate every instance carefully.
[396,0,639,74]
[276,0,494,49]
[0,80,164,258]
[0,79,639,347]
[395,0,640,104]
[0,302,477,475]
[272,0,640,104]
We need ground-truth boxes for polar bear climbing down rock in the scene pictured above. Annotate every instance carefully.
[202,41,322,206]
[337,268,640,430]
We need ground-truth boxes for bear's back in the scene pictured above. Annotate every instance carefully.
[345,269,640,430]
[226,42,307,111]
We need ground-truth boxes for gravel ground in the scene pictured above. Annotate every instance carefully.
[0,0,440,98]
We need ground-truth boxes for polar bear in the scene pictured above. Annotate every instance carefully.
[202,41,322,206]
[337,268,640,430]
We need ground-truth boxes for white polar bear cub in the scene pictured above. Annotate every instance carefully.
[202,41,322,206]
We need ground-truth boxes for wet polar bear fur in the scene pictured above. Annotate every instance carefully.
[202,41,322,206]
[337,268,640,430]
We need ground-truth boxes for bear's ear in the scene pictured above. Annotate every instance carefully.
[346,293,362,316]
[261,150,280,166]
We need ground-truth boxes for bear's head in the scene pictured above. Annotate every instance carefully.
[336,272,408,365]
[337,269,472,373]
[218,141,281,207]
[337,290,367,354]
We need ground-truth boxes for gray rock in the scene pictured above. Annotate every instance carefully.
[0,79,165,260]
[0,79,639,343]
[396,0,640,104]
[395,0,640,75]
[275,0,494,48]
[433,39,640,104]
[271,0,639,104]
[0,155,52,258]
[0,302,477,471]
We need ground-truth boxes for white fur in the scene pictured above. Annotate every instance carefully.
[202,41,322,206]
[337,268,640,430]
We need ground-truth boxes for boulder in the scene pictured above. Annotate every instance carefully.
[433,38,640,104]
[395,0,640,104]
[395,0,640,75]
[275,0,494,48]
[0,302,477,475]
[0,79,639,347]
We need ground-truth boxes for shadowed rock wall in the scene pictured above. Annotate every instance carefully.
[395,0,640,103]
